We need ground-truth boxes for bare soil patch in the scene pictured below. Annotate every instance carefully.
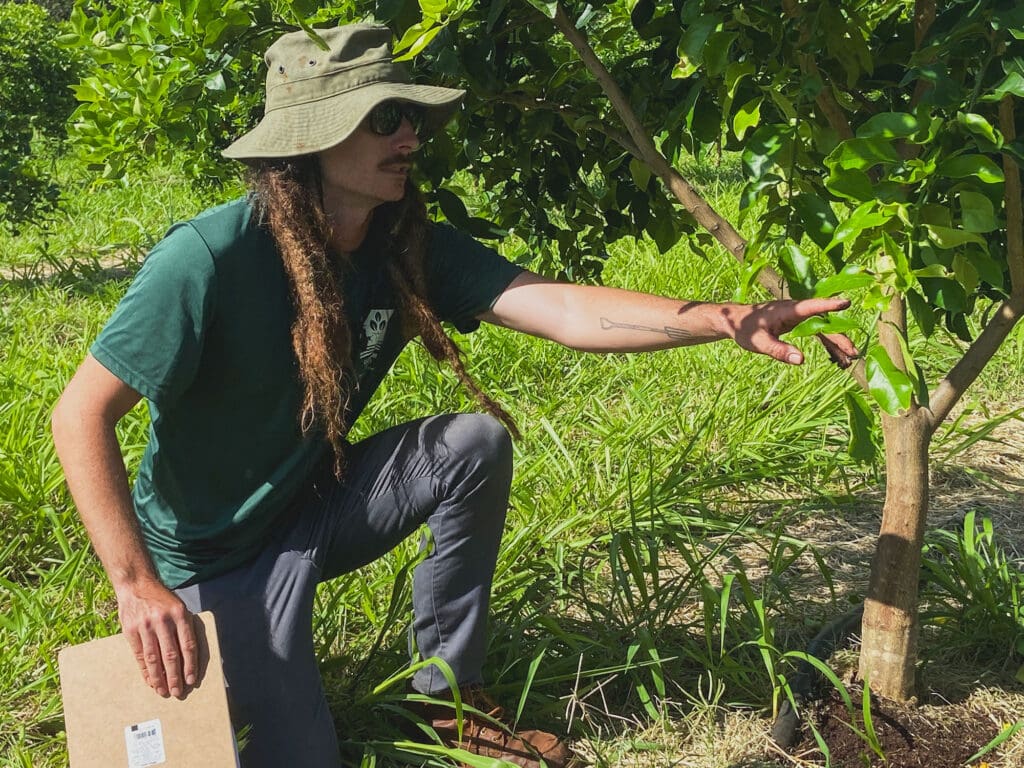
[794,683,1008,768]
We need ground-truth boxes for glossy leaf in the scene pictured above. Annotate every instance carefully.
[924,224,986,250]
[856,112,918,139]
[843,391,877,463]
[937,155,1005,183]
[824,202,891,253]
[958,191,998,233]
[786,315,860,338]
[812,265,875,298]
[865,346,914,415]
[732,96,762,141]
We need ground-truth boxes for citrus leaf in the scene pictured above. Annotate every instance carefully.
[865,346,914,414]
[843,391,877,463]
[786,315,860,338]
[937,155,1005,183]
[856,112,919,139]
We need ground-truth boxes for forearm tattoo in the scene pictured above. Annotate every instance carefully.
[600,317,695,341]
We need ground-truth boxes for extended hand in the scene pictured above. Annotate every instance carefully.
[117,580,197,698]
[724,297,858,365]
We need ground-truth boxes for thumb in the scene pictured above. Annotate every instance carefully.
[761,336,804,365]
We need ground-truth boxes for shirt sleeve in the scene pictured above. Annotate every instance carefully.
[90,223,218,407]
[424,223,524,334]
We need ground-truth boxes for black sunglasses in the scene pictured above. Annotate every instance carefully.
[367,101,426,137]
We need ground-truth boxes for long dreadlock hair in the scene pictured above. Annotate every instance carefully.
[249,156,519,477]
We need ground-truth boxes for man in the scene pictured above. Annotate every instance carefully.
[52,23,855,768]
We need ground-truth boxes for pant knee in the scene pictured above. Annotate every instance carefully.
[442,413,513,477]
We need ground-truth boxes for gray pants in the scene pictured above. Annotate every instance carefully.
[174,414,513,768]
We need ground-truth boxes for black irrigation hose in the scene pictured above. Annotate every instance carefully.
[771,603,866,749]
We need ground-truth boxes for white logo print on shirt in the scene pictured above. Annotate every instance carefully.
[359,309,394,368]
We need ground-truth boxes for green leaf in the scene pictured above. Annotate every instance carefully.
[919,277,967,312]
[825,167,874,202]
[435,188,469,227]
[966,249,1004,289]
[813,265,875,297]
[823,201,891,253]
[629,158,651,191]
[742,124,791,181]
[865,346,914,415]
[826,138,900,172]
[856,112,919,139]
[724,61,755,99]
[673,15,719,79]
[880,232,912,291]
[393,22,442,60]
[923,224,986,249]
[843,391,877,463]
[957,112,1001,147]
[704,31,737,77]
[778,243,815,298]
[983,71,1024,101]
[952,253,979,295]
[524,0,557,18]
[905,289,935,337]
[786,315,860,338]
[732,96,762,141]
[958,190,997,233]
[791,194,838,251]
[937,155,1004,183]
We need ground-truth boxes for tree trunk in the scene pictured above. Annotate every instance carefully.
[858,406,931,701]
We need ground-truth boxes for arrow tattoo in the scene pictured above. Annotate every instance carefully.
[600,317,694,341]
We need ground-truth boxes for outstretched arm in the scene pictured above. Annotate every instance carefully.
[480,271,857,364]
[52,354,197,698]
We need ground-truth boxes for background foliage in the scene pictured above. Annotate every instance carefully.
[0,1,81,230]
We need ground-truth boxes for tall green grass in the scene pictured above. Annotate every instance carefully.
[3,157,1023,766]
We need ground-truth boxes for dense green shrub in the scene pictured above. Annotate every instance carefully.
[0,1,81,230]
[19,0,75,21]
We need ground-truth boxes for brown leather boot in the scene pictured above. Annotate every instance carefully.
[404,685,575,768]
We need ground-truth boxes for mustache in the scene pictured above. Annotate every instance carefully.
[379,154,414,170]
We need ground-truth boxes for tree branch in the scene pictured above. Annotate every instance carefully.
[909,0,936,110]
[493,92,642,157]
[800,55,854,141]
[927,95,1024,427]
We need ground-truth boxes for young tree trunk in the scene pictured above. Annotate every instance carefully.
[858,406,931,701]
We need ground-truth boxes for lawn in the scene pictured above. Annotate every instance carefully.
[2,154,1023,767]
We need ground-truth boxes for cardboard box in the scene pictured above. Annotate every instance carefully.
[58,611,238,767]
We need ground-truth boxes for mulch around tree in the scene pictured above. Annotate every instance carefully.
[791,684,1004,768]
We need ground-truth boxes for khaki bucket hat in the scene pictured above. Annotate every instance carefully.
[222,23,465,160]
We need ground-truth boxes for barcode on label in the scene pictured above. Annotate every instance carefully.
[124,719,166,767]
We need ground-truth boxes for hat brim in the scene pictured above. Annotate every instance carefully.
[222,82,465,161]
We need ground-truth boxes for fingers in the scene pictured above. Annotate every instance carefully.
[156,613,187,697]
[820,332,860,368]
[137,623,171,697]
[757,334,804,365]
[120,593,195,699]
[789,296,851,318]
[177,611,198,688]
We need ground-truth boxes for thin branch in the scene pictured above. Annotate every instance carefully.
[494,92,641,157]
[549,4,748,260]
[928,95,1024,427]
[800,56,854,141]
[1000,95,1024,295]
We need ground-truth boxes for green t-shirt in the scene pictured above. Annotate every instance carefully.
[91,197,523,588]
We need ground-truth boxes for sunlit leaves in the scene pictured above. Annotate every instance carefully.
[958,191,998,233]
[856,112,919,139]
[937,155,1005,183]
[865,346,914,415]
